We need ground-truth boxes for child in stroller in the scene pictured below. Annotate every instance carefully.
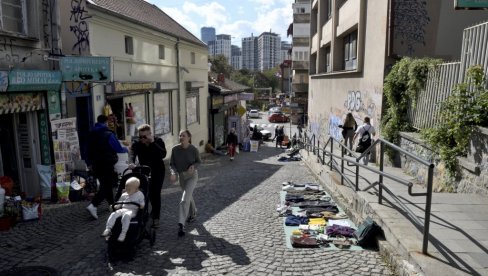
[104,166,155,260]
[101,176,145,242]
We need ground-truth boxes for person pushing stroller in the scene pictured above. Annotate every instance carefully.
[101,177,145,242]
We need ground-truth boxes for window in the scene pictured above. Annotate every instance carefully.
[325,46,331,72]
[158,45,165,60]
[154,92,172,135]
[186,92,199,125]
[0,0,26,35]
[343,31,357,70]
[326,0,332,19]
[191,52,195,64]
[125,36,133,55]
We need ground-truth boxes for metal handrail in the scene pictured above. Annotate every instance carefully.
[301,131,434,254]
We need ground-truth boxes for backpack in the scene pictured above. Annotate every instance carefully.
[356,125,372,153]
[354,217,381,248]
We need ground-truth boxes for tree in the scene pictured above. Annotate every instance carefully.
[209,55,233,77]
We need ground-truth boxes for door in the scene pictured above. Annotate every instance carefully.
[14,112,41,197]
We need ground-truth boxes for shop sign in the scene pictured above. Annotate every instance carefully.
[238,92,254,101]
[51,117,77,132]
[224,93,238,103]
[0,93,45,114]
[38,112,52,165]
[0,71,8,92]
[455,0,488,9]
[7,70,62,92]
[113,82,155,92]
[212,96,224,107]
[60,56,111,82]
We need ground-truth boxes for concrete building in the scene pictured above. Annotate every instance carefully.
[59,0,209,159]
[208,34,231,63]
[0,0,63,197]
[242,35,258,71]
[258,32,281,71]
[290,0,311,111]
[201,27,216,45]
[231,45,242,70]
[308,0,487,141]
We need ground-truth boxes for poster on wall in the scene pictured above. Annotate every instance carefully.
[51,118,81,183]
[154,92,171,136]
[186,96,198,125]
[123,95,146,138]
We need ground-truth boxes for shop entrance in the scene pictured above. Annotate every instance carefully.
[0,112,41,197]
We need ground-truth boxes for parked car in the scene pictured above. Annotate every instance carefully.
[248,109,260,118]
[249,123,272,140]
[268,106,282,115]
[268,112,289,123]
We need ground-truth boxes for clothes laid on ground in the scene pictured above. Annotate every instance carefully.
[279,182,363,250]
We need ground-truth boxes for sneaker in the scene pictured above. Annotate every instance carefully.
[101,229,111,237]
[152,219,160,228]
[177,223,185,237]
[117,233,126,242]
[86,204,98,219]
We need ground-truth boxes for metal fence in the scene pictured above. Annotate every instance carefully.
[408,21,488,130]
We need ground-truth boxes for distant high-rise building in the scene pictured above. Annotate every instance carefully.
[208,34,231,63]
[242,35,258,71]
[258,32,281,71]
[201,27,216,44]
[279,41,292,65]
[231,45,242,70]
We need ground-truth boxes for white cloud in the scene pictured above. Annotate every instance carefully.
[159,7,200,36]
[182,2,228,27]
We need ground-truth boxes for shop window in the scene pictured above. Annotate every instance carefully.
[158,44,165,60]
[343,30,357,70]
[0,0,27,35]
[186,90,199,125]
[191,52,195,64]
[125,36,133,55]
[153,91,172,135]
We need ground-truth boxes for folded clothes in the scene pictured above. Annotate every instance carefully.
[285,215,309,226]
[326,225,356,237]
[291,200,336,208]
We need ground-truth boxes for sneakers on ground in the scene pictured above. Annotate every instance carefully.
[117,233,126,242]
[178,223,185,237]
[101,229,111,237]
[86,203,98,219]
[152,219,160,228]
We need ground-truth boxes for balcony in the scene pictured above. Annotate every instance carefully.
[336,0,360,37]
[294,14,311,23]
[292,60,309,70]
[292,83,309,93]
[320,19,333,47]
[311,33,318,54]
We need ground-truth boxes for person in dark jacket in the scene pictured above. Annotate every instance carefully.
[226,128,238,161]
[130,124,167,228]
[86,115,128,219]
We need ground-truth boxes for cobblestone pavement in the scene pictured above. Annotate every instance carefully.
[0,142,393,276]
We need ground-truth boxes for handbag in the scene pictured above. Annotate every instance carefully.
[355,144,365,153]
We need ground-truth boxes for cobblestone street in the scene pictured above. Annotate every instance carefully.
[0,142,393,275]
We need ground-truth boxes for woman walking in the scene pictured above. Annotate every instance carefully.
[226,128,238,161]
[169,130,201,236]
[341,113,357,150]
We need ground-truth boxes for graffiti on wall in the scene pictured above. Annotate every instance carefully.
[0,38,20,64]
[70,0,91,54]
[394,0,430,55]
[344,90,377,117]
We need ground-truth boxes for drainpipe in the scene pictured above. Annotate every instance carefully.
[175,38,182,133]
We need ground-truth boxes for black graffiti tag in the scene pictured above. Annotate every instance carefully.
[70,0,92,54]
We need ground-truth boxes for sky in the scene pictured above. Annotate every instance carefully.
[147,0,294,46]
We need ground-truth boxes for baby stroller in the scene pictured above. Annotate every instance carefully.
[106,165,155,261]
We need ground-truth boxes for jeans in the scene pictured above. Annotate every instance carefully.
[149,174,164,220]
[344,129,355,150]
[91,166,116,207]
[178,170,198,225]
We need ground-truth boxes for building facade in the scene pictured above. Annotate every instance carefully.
[279,42,292,65]
[258,32,281,71]
[242,36,258,71]
[308,0,487,142]
[231,45,242,70]
[201,27,216,45]
[209,34,231,63]
[0,0,63,197]
[59,0,209,164]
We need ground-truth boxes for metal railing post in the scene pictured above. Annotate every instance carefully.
[423,164,434,254]
[341,143,344,185]
[379,142,384,204]
[330,137,333,170]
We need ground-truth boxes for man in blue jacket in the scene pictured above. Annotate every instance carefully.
[86,115,128,219]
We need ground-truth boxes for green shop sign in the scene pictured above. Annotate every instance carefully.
[455,0,488,9]
[38,111,52,165]
[7,70,62,92]
[60,56,111,82]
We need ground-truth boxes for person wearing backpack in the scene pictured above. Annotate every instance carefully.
[353,116,376,165]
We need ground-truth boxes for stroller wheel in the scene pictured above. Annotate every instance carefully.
[149,228,156,247]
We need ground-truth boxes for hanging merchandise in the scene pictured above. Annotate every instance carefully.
[103,102,113,117]
[0,176,13,196]
[125,103,136,124]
